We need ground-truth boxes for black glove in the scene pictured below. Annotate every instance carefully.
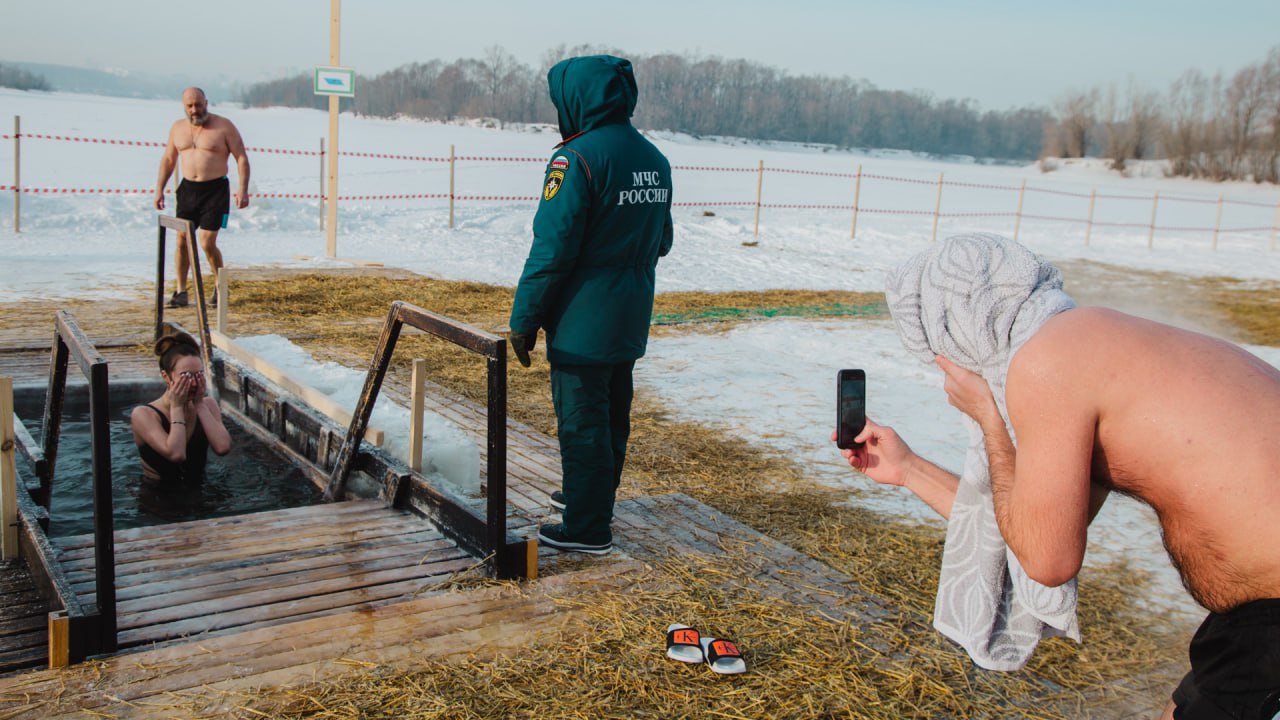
[510,331,536,368]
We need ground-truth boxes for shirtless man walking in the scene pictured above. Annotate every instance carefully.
[841,235,1280,719]
[154,87,250,308]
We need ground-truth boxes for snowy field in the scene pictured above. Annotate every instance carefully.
[4,88,1280,627]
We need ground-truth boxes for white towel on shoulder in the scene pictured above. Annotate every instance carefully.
[885,232,1081,671]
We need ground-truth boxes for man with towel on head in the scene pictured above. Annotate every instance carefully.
[838,233,1280,719]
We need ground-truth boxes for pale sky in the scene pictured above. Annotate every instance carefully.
[2,0,1277,111]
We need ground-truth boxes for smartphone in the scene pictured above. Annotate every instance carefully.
[836,369,866,450]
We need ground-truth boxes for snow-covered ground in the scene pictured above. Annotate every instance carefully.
[5,88,1280,627]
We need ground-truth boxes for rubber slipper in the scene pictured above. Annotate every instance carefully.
[665,624,704,663]
[700,636,746,675]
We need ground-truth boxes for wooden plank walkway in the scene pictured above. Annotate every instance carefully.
[0,562,639,719]
[0,489,890,717]
[0,561,51,675]
[52,499,474,651]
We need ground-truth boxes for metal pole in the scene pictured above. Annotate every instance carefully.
[752,160,764,238]
[448,144,455,230]
[13,116,19,233]
[1013,178,1026,242]
[850,163,862,240]
[930,172,944,243]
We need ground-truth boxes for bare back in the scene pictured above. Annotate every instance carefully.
[168,114,240,182]
[1011,307,1280,612]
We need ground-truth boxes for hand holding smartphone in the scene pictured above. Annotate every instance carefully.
[836,369,866,450]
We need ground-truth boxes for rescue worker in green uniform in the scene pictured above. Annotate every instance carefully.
[509,55,674,555]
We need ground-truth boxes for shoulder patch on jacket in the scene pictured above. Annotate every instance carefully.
[550,155,570,170]
[543,170,565,201]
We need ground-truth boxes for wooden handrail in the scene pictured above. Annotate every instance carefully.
[323,300,528,579]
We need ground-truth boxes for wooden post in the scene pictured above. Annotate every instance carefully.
[47,610,69,669]
[215,269,228,332]
[324,0,341,258]
[409,358,426,472]
[930,172,944,243]
[850,163,862,240]
[448,144,456,230]
[12,116,19,233]
[1147,191,1160,249]
[1212,193,1224,251]
[752,160,764,238]
[319,137,325,231]
[1012,178,1026,242]
[0,376,16,561]
[1085,189,1097,247]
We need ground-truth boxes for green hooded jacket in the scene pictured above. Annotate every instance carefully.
[509,55,674,366]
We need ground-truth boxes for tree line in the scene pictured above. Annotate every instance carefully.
[1042,46,1280,183]
[0,63,51,91]
[238,45,1048,161]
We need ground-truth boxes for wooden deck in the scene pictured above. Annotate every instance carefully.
[55,499,473,651]
[0,562,638,718]
[0,489,885,719]
[0,561,51,674]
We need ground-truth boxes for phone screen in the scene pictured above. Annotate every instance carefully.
[836,369,866,450]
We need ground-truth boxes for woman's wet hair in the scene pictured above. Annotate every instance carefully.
[154,331,201,375]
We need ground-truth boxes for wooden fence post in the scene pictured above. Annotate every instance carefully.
[1212,193,1224,251]
[1012,178,1026,242]
[850,163,862,241]
[0,376,17,561]
[409,358,426,472]
[753,160,764,238]
[215,269,228,332]
[1147,191,1160,249]
[448,144,456,230]
[12,116,19,234]
[930,172,944,243]
[1085,189,1096,247]
[1271,196,1280,252]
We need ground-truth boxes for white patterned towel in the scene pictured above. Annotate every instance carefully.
[885,233,1081,671]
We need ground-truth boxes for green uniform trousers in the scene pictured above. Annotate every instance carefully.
[550,360,635,543]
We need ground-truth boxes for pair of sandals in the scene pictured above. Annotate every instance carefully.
[665,623,746,675]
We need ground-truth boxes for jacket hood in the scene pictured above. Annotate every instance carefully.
[547,55,638,141]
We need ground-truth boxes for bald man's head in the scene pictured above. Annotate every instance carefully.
[182,87,209,126]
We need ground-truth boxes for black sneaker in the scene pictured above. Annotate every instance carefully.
[166,291,189,308]
[549,490,566,510]
[537,523,611,555]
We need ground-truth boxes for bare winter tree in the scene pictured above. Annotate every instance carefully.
[1257,48,1280,184]
[1160,69,1213,178]
[1051,90,1099,158]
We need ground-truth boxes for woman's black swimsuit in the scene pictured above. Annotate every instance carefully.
[136,404,209,482]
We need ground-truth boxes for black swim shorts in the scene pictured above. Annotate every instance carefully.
[1172,598,1280,719]
[175,177,230,232]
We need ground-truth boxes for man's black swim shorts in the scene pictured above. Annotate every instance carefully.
[1172,598,1280,719]
[176,177,230,232]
